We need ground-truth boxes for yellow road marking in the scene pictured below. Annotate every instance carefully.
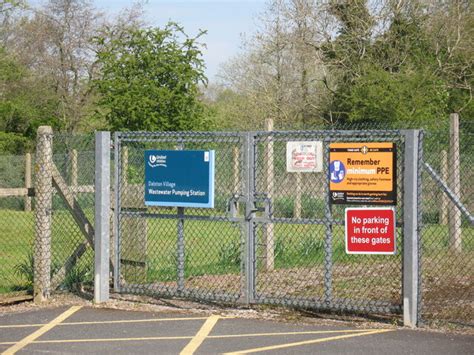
[0,328,393,347]
[6,336,192,345]
[0,316,234,329]
[0,330,382,345]
[0,324,43,329]
[0,329,375,345]
[209,329,376,339]
[224,329,395,354]
[180,315,220,355]
[1,305,82,355]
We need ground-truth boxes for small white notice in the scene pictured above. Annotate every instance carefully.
[286,141,323,172]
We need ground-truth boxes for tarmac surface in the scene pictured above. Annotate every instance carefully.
[0,306,473,354]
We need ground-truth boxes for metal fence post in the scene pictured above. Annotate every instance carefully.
[95,131,110,303]
[323,139,333,307]
[242,133,256,304]
[403,129,421,328]
[113,132,121,291]
[34,126,53,303]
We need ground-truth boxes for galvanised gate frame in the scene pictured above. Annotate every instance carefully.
[110,130,422,327]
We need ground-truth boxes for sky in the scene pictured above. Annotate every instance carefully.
[95,0,267,81]
[28,1,267,81]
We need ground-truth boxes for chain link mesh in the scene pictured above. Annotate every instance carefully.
[253,131,404,314]
[0,154,35,297]
[49,133,95,294]
[1,119,471,327]
[419,120,473,326]
[116,132,245,303]
[0,130,95,300]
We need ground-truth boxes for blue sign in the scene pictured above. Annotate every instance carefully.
[330,160,346,183]
[145,150,215,208]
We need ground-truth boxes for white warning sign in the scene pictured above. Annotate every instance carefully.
[286,141,323,173]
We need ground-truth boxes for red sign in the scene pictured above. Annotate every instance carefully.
[345,208,396,255]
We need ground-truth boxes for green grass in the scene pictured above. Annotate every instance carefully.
[0,209,94,294]
[1,207,473,294]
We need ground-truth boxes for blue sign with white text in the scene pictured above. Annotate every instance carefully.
[145,150,215,208]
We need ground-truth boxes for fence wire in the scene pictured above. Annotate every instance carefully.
[1,119,472,328]
[0,154,34,297]
[252,131,405,314]
[419,122,473,326]
[0,131,95,300]
[115,132,245,303]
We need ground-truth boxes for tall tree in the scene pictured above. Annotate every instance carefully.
[94,23,212,131]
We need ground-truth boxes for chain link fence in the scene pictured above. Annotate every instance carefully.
[114,130,409,316]
[252,130,405,314]
[418,119,473,327]
[0,153,34,297]
[0,129,95,300]
[1,117,471,328]
[115,132,245,303]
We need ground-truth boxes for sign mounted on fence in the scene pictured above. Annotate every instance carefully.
[144,150,215,208]
[329,142,396,205]
[345,207,396,255]
[286,141,323,172]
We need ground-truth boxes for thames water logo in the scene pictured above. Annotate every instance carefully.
[148,154,167,168]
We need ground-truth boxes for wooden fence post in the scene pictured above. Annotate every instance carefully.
[263,118,274,271]
[440,150,448,225]
[70,149,78,190]
[233,146,240,213]
[233,147,240,193]
[121,146,128,189]
[294,173,302,219]
[448,113,462,252]
[24,152,32,212]
[34,126,53,303]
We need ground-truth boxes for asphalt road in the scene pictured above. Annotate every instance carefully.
[0,306,472,354]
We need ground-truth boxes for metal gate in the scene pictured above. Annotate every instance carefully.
[114,130,419,318]
[114,131,247,303]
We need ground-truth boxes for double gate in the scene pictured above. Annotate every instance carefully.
[114,130,417,316]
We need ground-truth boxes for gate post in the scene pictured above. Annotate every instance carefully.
[113,132,121,291]
[242,133,256,304]
[403,130,421,328]
[34,126,53,303]
[94,131,110,303]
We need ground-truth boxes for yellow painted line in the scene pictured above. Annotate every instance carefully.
[224,329,395,354]
[1,305,82,355]
[180,315,220,355]
[61,317,212,326]
[33,336,192,344]
[0,316,234,329]
[0,324,43,329]
[0,328,389,347]
[208,329,376,339]
[0,329,371,345]
[0,337,192,346]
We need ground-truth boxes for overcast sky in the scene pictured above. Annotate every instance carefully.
[95,1,266,81]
